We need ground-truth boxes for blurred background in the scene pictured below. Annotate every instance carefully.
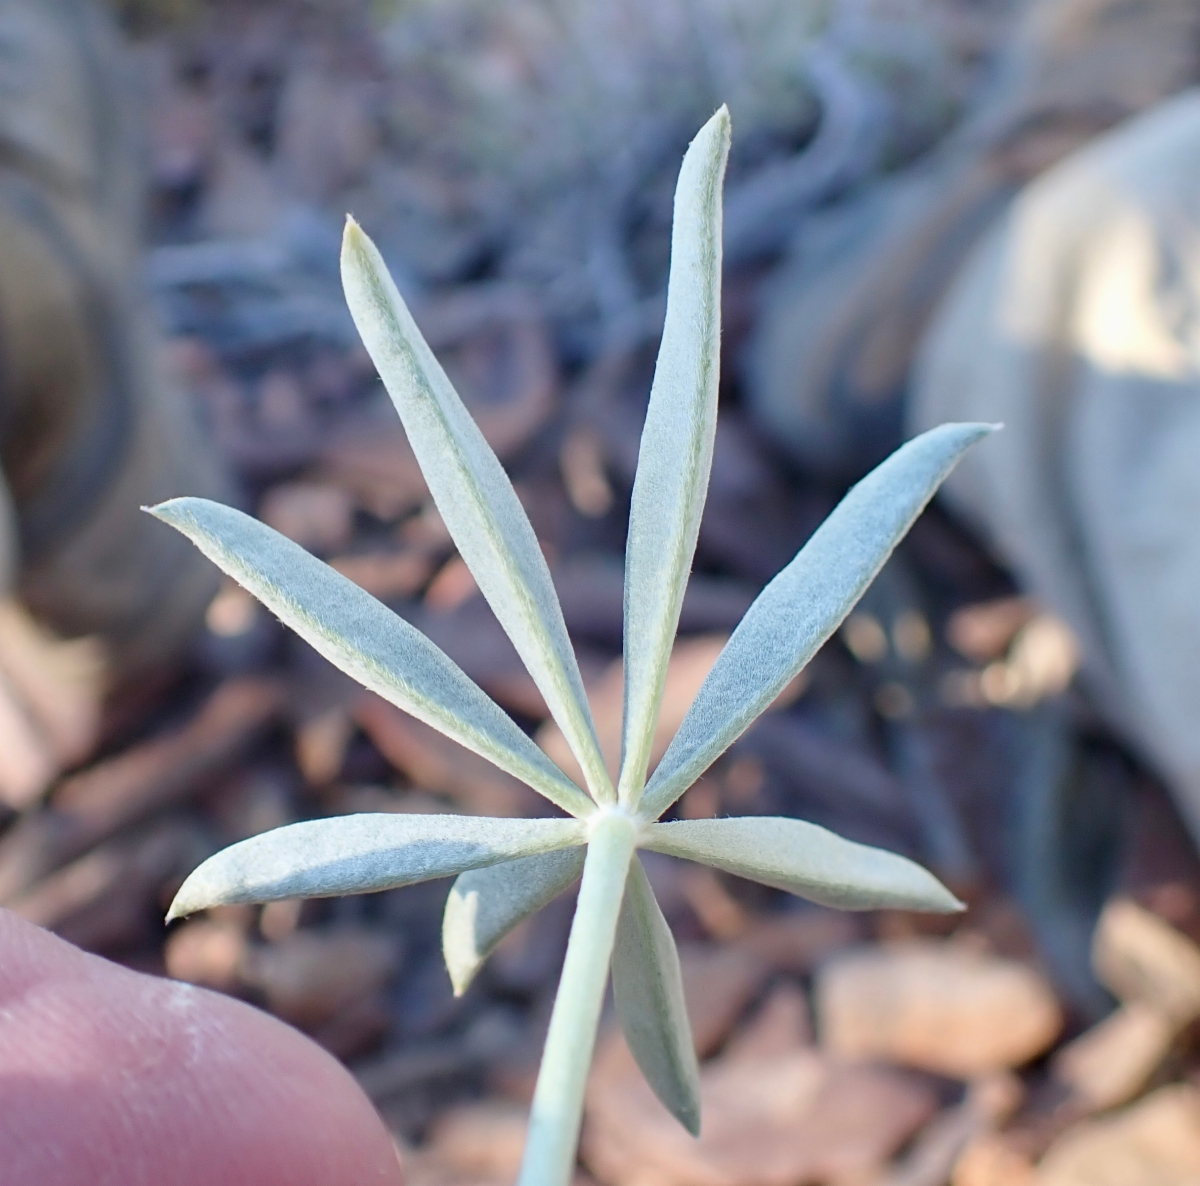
[3,1,1200,1183]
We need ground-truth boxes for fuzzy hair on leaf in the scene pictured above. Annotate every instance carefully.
[151,103,993,1186]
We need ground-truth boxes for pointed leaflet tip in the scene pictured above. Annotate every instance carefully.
[148,497,594,818]
[641,817,965,914]
[618,93,731,808]
[341,214,367,264]
[166,813,585,916]
[639,422,996,818]
[443,848,585,996]
[701,104,731,142]
[340,217,613,807]
[612,857,702,1134]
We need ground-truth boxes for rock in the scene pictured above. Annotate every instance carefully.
[953,1136,1036,1186]
[816,940,1063,1078]
[1051,1001,1175,1111]
[1036,1084,1200,1186]
[585,1039,937,1186]
[582,963,851,1186]
[1092,898,1200,1025]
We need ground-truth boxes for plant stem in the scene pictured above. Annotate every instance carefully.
[517,811,637,1186]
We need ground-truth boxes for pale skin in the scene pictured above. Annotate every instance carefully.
[0,909,404,1186]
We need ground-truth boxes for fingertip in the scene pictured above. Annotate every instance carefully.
[0,910,403,1186]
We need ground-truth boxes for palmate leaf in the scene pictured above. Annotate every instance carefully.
[167,814,585,920]
[641,817,962,912]
[639,422,997,819]
[619,108,729,808]
[342,222,612,806]
[147,97,1000,1186]
[443,847,586,996]
[612,857,700,1134]
[149,499,594,820]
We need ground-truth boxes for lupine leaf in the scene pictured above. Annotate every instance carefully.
[167,814,586,920]
[341,221,612,805]
[150,499,594,820]
[639,422,996,818]
[612,856,701,1134]
[641,817,963,912]
[443,847,586,996]
[619,107,730,809]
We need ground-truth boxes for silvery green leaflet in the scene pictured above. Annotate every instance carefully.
[152,107,993,1186]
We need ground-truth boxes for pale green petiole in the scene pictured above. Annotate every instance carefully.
[518,811,637,1186]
